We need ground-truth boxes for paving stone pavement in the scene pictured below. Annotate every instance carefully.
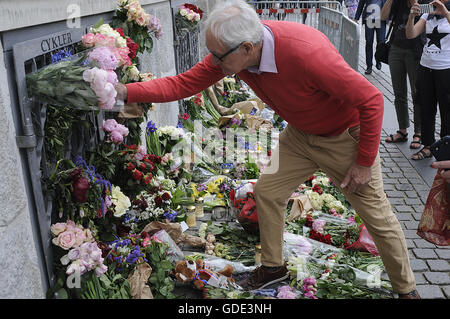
[357,26,449,299]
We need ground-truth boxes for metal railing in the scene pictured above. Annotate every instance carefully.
[250,1,359,71]
[249,1,343,28]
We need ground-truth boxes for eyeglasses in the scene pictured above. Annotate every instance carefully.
[211,42,243,62]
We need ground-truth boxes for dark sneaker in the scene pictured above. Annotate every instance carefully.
[238,265,289,290]
[365,67,372,75]
[398,290,421,299]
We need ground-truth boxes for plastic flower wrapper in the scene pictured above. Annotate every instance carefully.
[26,47,124,112]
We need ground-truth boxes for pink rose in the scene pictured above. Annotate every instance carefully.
[312,219,326,233]
[55,231,76,250]
[74,228,87,246]
[135,145,146,160]
[82,33,96,48]
[50,223,67,236]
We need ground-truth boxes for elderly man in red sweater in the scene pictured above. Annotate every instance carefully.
[116,0,419,299]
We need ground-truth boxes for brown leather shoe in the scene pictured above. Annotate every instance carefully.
[398,290,421,299]
[238,265,289,290]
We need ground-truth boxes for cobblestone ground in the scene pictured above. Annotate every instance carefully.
[358,27,449,299]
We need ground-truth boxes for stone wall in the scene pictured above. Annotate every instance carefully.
[0,37,45,299]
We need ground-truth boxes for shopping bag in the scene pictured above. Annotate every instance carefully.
[417,169,450,246]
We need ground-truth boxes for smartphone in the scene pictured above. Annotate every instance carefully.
[430,136,450,161]
[418,4,434,13]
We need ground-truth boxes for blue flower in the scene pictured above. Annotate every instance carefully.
[146,121,158,134]
[176,120,184,128]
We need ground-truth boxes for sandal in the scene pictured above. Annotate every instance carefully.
[409,134,422,149]
[411,147,432,160]
[385,130,408,143]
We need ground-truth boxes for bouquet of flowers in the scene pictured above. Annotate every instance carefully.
[48,156,113,223]
[26,46,123,111]
[122,176,177,233]
[112,0,163,55]
[51,220,108,278]
[217,76,251,108]
[109,143,160,199]
[82,20,133,67]
[284,232,391,299]
[175,3,204,33]
[146,121,186,158]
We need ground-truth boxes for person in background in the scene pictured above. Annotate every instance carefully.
[346,0,361,19]
[355,0,388,74]
[381,0,425,150]
[116,0,419,299]
[406,0,450,160]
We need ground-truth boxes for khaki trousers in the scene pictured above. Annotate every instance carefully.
[254,124,416,294]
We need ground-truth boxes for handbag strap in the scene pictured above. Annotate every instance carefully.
[386,22,394,41]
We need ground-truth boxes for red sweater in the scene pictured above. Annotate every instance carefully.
[126,20,384,167]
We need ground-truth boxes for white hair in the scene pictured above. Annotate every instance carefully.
[205,0,264,49]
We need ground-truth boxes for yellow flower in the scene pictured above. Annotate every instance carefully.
[191,184,199,198]
[216,193,224,199]
[207,182,219,194]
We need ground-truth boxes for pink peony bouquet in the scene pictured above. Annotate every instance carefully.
[27,46,123,111]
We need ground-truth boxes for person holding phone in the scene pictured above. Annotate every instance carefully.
[381,0,425,150]
[406,0,450,160]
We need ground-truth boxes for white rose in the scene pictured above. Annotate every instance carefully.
[186,12,195,21]
[179,8,188,16]
[127,65,140,81]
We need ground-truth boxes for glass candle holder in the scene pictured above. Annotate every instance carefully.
[195,197,204,218]
[186,205,197,227]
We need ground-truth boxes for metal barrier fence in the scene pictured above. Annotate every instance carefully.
[249,1,343,29]
[317,5,343,51]
[339,13,360,71]
[250,1,359,71]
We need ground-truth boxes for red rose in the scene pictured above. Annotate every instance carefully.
[154,196,163,207]
[72,175,90,203]
[127,162,136,171]
[140,162,146,170]
[305,214,314,228]
[162,192,171,201]
[143,173,153,185]
[312,184,323,195]
[182,113,189,120]
[126,37,139,59]
[116,28,124,37]
[132,169,143,181]
[184,3,203,19]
